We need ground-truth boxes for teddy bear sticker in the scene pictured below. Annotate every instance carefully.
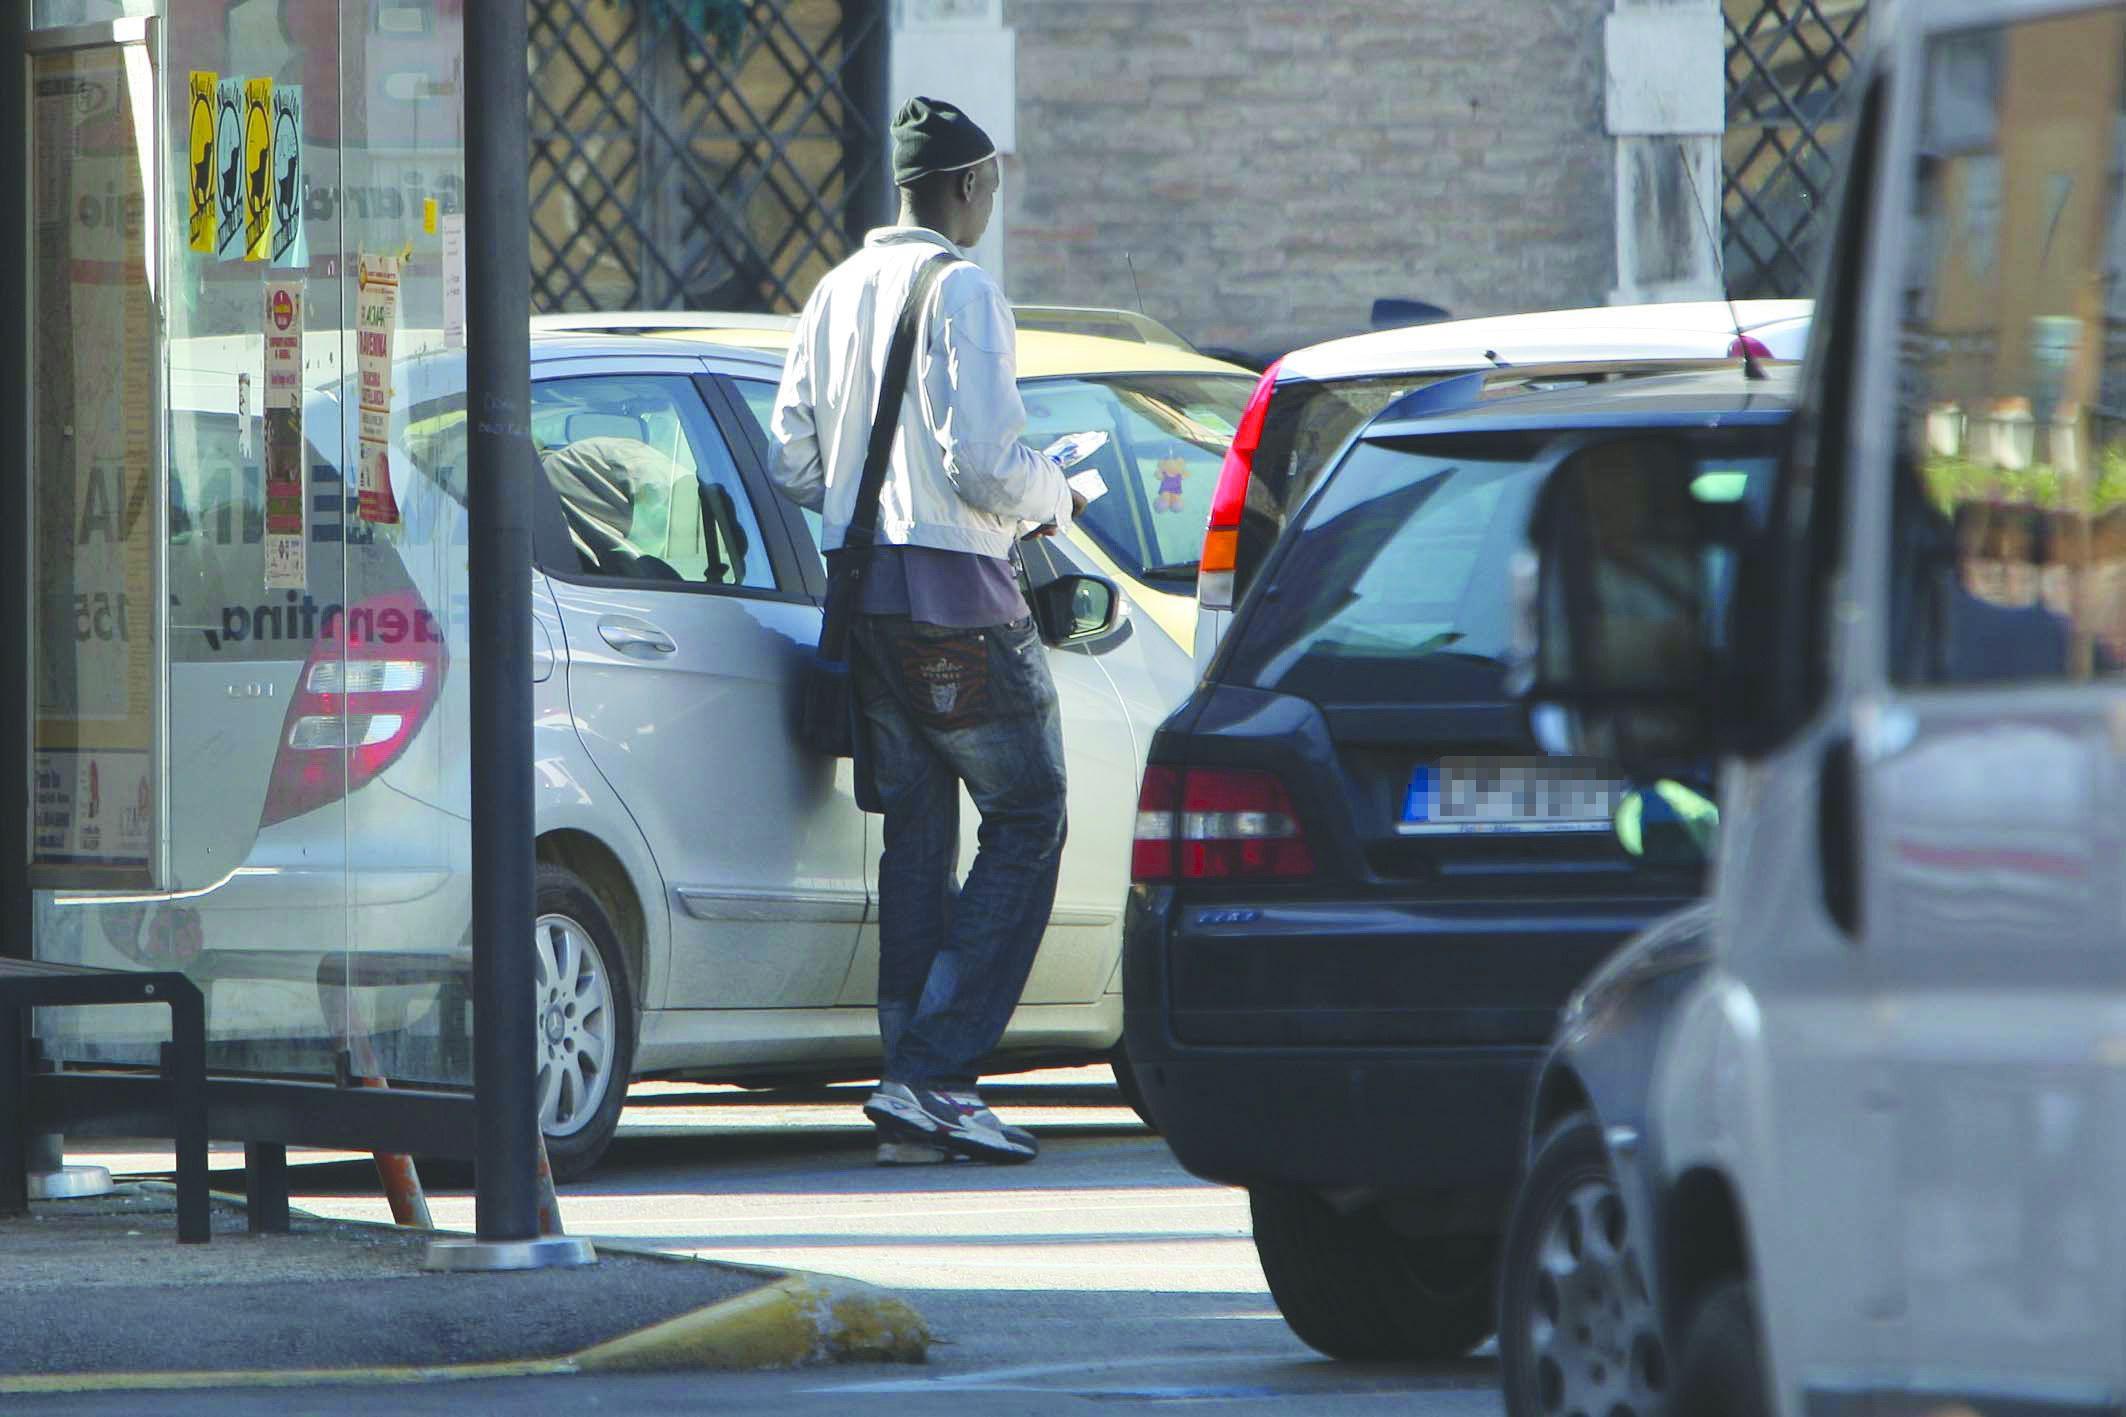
[1155,445,1188,512]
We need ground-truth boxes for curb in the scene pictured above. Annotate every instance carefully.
[573,1273,930,1372]
[0,1186,929,1394]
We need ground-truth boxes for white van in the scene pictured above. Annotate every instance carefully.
[1499,2,2126,1413]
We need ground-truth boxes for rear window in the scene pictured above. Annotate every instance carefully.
[1233,375,1436,602]
[1235,370,1708,603]
[1224,427,1782,706]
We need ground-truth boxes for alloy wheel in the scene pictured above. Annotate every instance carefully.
[1525,1176,1666,1417]
[531,912,617,1139]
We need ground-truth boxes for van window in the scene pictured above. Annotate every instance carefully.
[1890,12,2126,684]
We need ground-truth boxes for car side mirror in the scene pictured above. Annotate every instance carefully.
[1508,437,1741,770]
[1032,573,1122,646]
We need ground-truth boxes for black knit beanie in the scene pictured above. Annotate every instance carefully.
[891,96,998,188]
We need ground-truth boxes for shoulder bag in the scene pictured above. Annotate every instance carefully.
[797,252,954,760]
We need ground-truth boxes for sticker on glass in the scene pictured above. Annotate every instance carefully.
[186,71,217,254]
[356,254,402,526]
[243,77,273,261]
[264,282,306,589]
[270,85,305,268]
[441,213,465,349]
[214,76,244,260]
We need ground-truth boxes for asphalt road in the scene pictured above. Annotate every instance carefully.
[38,1067,1505,1414]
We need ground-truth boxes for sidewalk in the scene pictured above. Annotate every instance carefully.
[0,1182,928,1394]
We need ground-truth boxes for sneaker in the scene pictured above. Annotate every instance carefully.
[875,1139,955,1166]
[864,1082,1039,1164]
[941,1091,1037,1152]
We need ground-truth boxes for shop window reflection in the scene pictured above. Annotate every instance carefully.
[32,1,156,27]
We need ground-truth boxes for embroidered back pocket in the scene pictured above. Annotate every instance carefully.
[894,629,997,730]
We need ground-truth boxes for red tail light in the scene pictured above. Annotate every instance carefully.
[1728,334,1772,361]
[1132,765,1180,881]
[1199,359,1282,611]
[1131,764,1313,882]
[259,588,449,828]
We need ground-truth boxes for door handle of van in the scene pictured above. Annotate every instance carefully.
[1819,735,1861,939]
[598,620,676,657]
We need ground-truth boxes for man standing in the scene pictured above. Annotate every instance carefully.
[769,98,1083,1166]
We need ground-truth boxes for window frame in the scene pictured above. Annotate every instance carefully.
[708,371,827,602]
[1723,66,1888,758]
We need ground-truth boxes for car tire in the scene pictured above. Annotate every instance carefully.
[1499,1113,1667,1417]
[1109,1044,1160,1133]
[534,864,636,1181]
[1673,1279,1768,1417]
[1249,1184,1495,1361]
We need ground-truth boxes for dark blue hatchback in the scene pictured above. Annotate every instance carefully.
[1122,365,1793,1363]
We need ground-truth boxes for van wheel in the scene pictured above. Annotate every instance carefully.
[1249,1184,1495,1361]
[1673,1279,1768,1417]
[1499,1113,1666,1417]
[1108,1044,1160,1132]
[534,864,636,1181]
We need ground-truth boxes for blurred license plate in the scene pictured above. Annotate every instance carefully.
[1400,758,1621,836]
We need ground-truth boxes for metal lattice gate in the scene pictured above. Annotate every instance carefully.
[526,0,890,314]
[1722,0,1869,298]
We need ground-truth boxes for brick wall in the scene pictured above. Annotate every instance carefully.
[996,0,1617,357]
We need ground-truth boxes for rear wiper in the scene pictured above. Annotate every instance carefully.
[1135,561,1200,584]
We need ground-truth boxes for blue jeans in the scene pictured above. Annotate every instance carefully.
[851,613,1067,1090]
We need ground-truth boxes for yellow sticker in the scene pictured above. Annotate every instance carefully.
[423,197,438,235]
[186,72,217,254]
[242,77,274,261]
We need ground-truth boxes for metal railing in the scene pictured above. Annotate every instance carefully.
[526,0,889,315]
[1722,0,1868,297]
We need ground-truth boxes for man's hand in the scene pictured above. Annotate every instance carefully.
[1027,488,1089,540]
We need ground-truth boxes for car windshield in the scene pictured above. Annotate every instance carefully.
[1222,425,1783,706]
[1015,374,1254,585]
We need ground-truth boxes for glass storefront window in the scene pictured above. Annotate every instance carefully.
[30,37,161,890]
[34,0,474,1090]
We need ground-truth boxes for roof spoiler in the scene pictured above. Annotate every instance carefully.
[1376,370,1488,422]
[1367,356,1754,428]
[1371,298,1452,330]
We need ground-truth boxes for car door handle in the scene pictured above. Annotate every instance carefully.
[598,620,676,657]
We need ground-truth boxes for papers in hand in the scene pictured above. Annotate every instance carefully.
[1066,467,1108,504]
[1020,464,1108,540]
[1043,430,1110,472]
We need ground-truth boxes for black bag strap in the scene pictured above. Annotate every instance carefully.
[842,252,955,555]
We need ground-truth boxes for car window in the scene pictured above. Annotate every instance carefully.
[1237,372,1615,605]
[1015,374,1252,585]
[1225,428,1782,707]
[1890,13,2126,685]
[1244,375,1437,593]
[533,374,776,591]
